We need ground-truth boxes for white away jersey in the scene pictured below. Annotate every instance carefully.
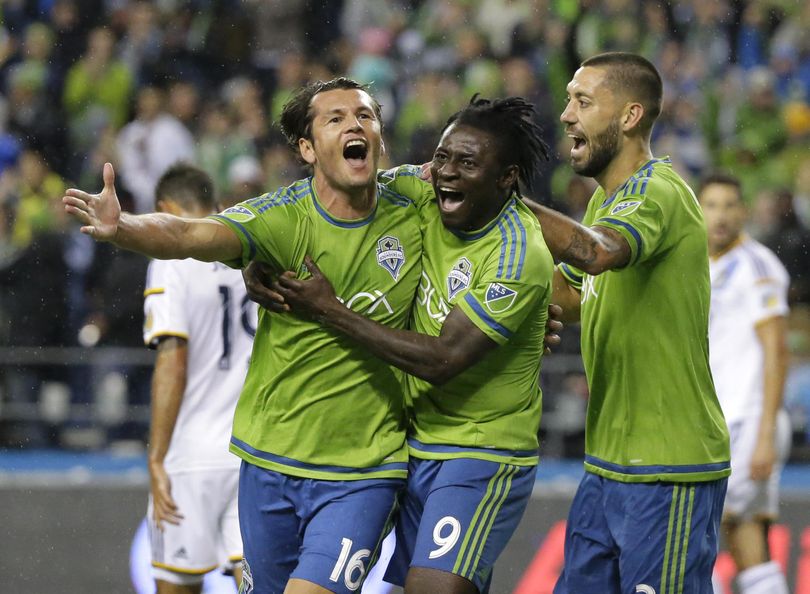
[709,236,789,424]
[144,259,257,472]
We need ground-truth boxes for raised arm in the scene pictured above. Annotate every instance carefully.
[63,163,242,262]
[272,257,497,386]
[523,198,630,275]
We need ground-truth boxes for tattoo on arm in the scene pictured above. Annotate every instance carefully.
[563,228,599,269]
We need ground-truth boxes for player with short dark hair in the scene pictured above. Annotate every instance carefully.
[522,52,731,593]
[262,95,554,594]
[699,173,791,594]
[64,79,424,594]
[144,163,255,594]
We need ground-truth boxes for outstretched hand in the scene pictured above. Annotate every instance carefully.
[62,162,121,241]
[273,255,341,323]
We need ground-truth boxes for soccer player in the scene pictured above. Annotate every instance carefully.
[63,78,423,594]
[144,163,255,593]
[260,97,554,594]
[521,52,731,593]
[698,173,791,594]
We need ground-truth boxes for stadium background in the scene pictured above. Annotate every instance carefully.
[0,0,808,591]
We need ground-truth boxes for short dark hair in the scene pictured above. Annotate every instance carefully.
[582,52,663,134]
[698,171,743,202]
[279,77,382,154]
[154,163,216,212]
[443,95,551,195]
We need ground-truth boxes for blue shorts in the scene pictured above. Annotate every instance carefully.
[385,457,537,593]
[554,472,727,594]
[238,462,403,594]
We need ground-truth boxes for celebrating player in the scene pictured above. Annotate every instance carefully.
[522,52,731,593]
[698,172,791,594]
[144,164,255,593]
[262,96,554,594]
[64,78,424,594]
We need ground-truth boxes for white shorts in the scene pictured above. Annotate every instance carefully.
[147,467,242,583]
[724,409,791,521]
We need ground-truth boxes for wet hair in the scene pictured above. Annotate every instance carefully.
[698,171,743,203]
[582,52,663,134]
[279,77,382,154]
[154,162,216,212]
[443,95,550,195]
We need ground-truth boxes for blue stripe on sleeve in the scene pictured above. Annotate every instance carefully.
[504,212,518,279]
[463,293,512,339]
[598,217,643,263]
[497,222,507,278]
[210,215,257,262]
[560,263,583,284]
[509,207,527,280]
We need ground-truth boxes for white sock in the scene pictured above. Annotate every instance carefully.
[737,561,789,594]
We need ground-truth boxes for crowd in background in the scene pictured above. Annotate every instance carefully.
[0,0,808,454]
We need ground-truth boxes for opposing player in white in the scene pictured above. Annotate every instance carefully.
[144,164,257,594]
[700,173,791,594]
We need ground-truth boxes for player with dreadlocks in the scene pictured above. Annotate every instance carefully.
[265,96,555,594]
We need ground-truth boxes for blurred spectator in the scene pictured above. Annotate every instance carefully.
[196,99,255,196]
[224,154,265,208]
[115,85,195,213]
[117,0,162,87]
[63,26,133,171]
[752,187,810,306]
[9,149,67,248]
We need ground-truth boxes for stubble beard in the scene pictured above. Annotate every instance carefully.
[572,117,622,178]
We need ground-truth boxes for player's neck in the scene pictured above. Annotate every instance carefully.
[313,176,377,219]
[595,143,653,198]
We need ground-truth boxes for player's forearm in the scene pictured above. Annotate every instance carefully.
[115,213,239,262]
[522,199,628,274]
[552,268,581,323]
[319,301,462,385]
[148,341,188,464]
[757,317,789,442]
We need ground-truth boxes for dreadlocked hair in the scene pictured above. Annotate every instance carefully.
[444,95,550,196]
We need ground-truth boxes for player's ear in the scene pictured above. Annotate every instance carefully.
[299,137,316,166]
[380,137,386,157]
[499,165,519,190]
[622,102,644,132]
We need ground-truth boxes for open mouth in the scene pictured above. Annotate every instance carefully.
[343,139,368,167]
[437,186,465,213]
[568,133,587,157]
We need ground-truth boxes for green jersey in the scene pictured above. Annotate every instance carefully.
[558,158,730,483]
[382,166,553,466]
[212,175,422,480]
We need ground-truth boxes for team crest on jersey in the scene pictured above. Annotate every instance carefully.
[221,205,256,223]
[376,235,405,280]
[610,200,642,216]
[239,559,253,593]
[484,283,517,313]
[447,257,472,300]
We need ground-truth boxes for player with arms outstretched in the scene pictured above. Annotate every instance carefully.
[522,52,731,593]
[64,78,423,594]
[144,163,256,593]
[699,172,791,594]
